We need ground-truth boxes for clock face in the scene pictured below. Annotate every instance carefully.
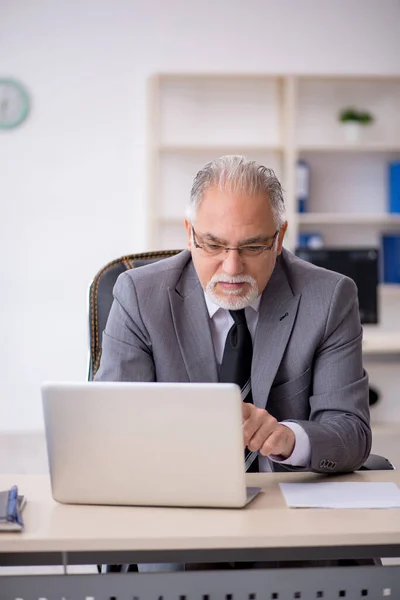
[0,79,30,129]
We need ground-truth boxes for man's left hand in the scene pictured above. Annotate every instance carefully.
[242,403,295,459]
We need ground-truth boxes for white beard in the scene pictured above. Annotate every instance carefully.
[205,273,259,310]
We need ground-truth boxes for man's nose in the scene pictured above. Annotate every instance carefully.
[221,249,244,275]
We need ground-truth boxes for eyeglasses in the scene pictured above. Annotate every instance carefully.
[191,227,279,258]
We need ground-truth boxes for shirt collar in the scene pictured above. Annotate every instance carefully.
[204,291,261,319]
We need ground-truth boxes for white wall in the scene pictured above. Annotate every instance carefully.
[1,0,400,431]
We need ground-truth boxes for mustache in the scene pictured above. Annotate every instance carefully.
[208,274,257,286]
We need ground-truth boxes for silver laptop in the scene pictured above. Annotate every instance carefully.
[41,382,261,508]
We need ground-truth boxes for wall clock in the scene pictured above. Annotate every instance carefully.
[0,79,30,129]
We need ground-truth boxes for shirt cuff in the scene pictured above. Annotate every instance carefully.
[270,421,311,467]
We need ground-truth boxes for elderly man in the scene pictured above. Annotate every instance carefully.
[95,154,371,475]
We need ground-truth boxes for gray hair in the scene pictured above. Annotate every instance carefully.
[186,155,286,228]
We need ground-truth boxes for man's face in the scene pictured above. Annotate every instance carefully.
[185,185,287,309]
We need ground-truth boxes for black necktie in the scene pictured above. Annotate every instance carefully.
[219,309,259,472]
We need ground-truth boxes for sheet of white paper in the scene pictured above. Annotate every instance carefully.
[280,482,400,508]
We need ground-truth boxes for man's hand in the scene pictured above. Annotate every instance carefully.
[242,403,295,459]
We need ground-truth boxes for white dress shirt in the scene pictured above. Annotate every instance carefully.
[204,292,311,472]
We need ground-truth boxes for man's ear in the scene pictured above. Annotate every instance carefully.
[276,222,288,255]
[184,219,192,252]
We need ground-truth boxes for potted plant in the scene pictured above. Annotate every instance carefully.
[339,107,374,143]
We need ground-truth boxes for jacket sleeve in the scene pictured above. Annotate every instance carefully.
[287,276,372,473]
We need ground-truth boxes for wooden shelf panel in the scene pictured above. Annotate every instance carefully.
[298,213,400,226]
[157,73,284,81]
[298,144,400,153]
[158,144,283,154]
[160,214,400,227]
[371,422,400,437]
[379,283,400,296]
[362,332,400,355]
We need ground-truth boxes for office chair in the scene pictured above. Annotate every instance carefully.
[88,249,180,380]
[88,250,394,472]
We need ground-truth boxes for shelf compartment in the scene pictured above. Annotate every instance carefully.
[296,79,400,148]
[159,77,283,147]
[158,149,283,220]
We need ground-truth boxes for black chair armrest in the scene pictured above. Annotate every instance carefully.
[358,453,395,471]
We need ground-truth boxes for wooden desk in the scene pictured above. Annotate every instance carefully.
[1,471,400,566]
[2,472,400,600]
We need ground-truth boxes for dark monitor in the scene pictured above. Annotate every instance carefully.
[295,247,379,324]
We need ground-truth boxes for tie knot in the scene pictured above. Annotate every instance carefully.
[229,309,247,327]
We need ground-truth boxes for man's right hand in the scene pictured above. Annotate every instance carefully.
[242,402,295,459]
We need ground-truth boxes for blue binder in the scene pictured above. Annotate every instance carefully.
[382,235,400,283]
[296,160,310,213]
[389,162,400,213]
[298,232,323,248]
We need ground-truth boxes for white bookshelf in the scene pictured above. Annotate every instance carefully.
[148,73,400,251]
[147,74,400,351]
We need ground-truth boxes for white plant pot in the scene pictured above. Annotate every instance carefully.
[342,121,362,144]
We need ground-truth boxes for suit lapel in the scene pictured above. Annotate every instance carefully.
[252,257,301,408]
[168,261,218,383]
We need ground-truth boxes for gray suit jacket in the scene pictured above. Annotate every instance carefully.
[95,248,371,473]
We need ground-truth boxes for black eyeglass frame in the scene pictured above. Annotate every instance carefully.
[191,226,279,258]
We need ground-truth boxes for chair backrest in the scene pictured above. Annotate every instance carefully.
[88,250,182,380]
